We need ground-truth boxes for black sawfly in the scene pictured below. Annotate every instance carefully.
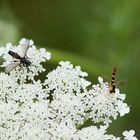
[5,40,31,73]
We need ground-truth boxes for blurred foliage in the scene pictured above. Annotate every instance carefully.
[0,1,20,45]
[0,0,140,138]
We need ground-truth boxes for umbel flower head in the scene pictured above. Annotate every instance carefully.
[0,38,138,140]
[0,38,51,83]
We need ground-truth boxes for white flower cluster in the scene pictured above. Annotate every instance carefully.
[84,77,130,124]
[0,38,138,140]
[0,38,51,83]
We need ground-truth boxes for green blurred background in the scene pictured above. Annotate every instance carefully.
[0,0,139,138]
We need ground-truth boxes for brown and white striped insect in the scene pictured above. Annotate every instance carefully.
[103,66,126,93]
[109,66,117,93]
[5,41,31,73]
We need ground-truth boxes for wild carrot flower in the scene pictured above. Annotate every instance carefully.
[0,38,138,140]
[0,38,51,83]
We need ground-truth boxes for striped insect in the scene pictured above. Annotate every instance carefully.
[102,66,126,93]
[5,40,31,73]
[109,66,117,93]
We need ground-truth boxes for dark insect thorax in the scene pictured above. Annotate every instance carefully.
[20,57,31,67]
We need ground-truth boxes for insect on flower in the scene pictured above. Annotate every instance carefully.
[102,66,126,94]
[109,66,117,93]
[5,39,31,73]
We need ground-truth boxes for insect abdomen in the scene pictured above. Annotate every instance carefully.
[8,51,21,59]
[109,66,116,93]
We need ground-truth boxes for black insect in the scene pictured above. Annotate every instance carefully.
[5,40,31,73]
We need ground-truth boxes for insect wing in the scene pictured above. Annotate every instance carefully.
[5,61,20,73]
[101,75,110,83]
[21,39,30,57]
[117,80,127,87]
